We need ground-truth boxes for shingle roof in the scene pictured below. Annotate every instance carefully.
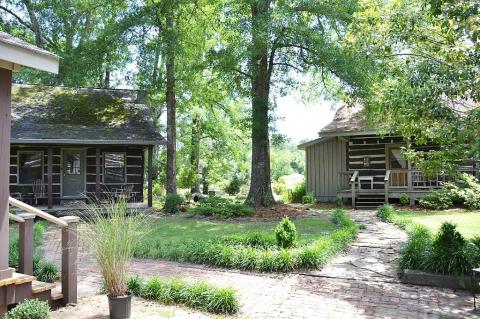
[11,85,166,145]
[0,32,58,58]
[319,104,366,135]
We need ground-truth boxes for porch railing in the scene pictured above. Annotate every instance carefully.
[384,170,391,203]
[8,197,78,304]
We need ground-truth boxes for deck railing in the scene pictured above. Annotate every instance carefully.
[8,197,78,304]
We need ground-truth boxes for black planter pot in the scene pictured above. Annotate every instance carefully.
[108,293,132,319]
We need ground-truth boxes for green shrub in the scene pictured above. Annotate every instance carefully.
[224,175,242,195]
[152,181,164,198]
[400,193,410,206]
[399,222,480,276]
[332,209,353,227]
[426,222,473,275]
[419,189,454,209]
[445,173,480,209]
[399,224,432,271]
[163,194,184,214]
[126,275,144,296]
[376,204,395,221]
[188,196,253,218]
[34,261,60,283]
[418,173,480,210]
[275,217,297,249]
[6,299,50,319]
[335,196,343,207]
[302,193,315,204]
[128,276,239,314]
[222,231,276,249]
[289,182,306,203]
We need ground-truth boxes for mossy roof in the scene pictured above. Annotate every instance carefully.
[11,84,165,145]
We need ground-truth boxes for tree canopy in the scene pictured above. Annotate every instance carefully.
[346,0,480,175]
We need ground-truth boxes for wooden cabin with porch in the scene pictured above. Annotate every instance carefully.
[0,32,164,316]
[298,105,478,209]
[8,84,165,210]
[0,31,78,316]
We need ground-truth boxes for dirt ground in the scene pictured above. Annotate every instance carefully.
[51,295,214,319]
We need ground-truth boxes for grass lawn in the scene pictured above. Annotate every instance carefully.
[144,213,336,246]
[395,209,480,238]
[134,210,357,272]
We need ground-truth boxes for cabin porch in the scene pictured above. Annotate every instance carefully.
[338,167,479,208]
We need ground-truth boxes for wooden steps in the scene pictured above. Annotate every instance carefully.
[31,280,56,294]
[356,194,385,209]
[0,272,63,311]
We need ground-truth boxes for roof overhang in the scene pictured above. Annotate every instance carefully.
[11,139,166,146]
[297,137,333,150]
[0,40,59,74]
[317,129,379,138]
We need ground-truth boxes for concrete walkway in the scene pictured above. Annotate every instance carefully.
[42,211,478,318]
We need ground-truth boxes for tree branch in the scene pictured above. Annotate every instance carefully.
[0,5,58,49]
[272,62,303,72]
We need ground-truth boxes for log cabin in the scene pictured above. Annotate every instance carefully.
[9,84,165,209]
[298,105,478,209]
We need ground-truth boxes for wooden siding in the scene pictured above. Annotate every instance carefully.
[9,144,146,205]
[305,137,347,202]
[346,135,405,189]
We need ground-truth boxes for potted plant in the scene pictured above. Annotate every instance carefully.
[84,198,148,319]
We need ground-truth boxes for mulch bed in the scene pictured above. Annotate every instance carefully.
[253,204,311,219]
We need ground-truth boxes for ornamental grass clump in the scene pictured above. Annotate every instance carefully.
[83,198,150,297]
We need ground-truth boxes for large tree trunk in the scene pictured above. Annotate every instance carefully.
[245,0,275,207]
[190,116,201,193]
[165,14,177,194]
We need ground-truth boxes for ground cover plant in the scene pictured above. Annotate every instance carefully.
[6,298,50,319]
[134,209,357,272]
[188,196,254,218]
[126,276,239,314]
[8,221,59,283]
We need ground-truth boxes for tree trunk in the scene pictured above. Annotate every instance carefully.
[190,116,201,194]
[165,14,177,194]
[23,0,43,47]
[202,167,209,195]
[245,1,275,207]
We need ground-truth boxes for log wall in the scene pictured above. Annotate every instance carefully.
[9,144,146,205]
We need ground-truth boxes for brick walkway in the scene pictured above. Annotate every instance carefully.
[42,211,478,318]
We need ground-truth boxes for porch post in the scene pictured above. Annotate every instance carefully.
[18,213,35,275]
[60,216,79,305]
[95,148,101,199]
[407,161,414,206]
[47,147,53,209]
[0,68,13,280]
[147,145,153,208]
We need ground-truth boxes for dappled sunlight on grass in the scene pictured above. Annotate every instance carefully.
[396,209,480,238]
[147,215,336,245]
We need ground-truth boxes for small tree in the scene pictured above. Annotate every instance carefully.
[275,217,297,249]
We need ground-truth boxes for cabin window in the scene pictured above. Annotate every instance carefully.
[104,153,126,183]
[388,148,407,169]
[18,152,43,184]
